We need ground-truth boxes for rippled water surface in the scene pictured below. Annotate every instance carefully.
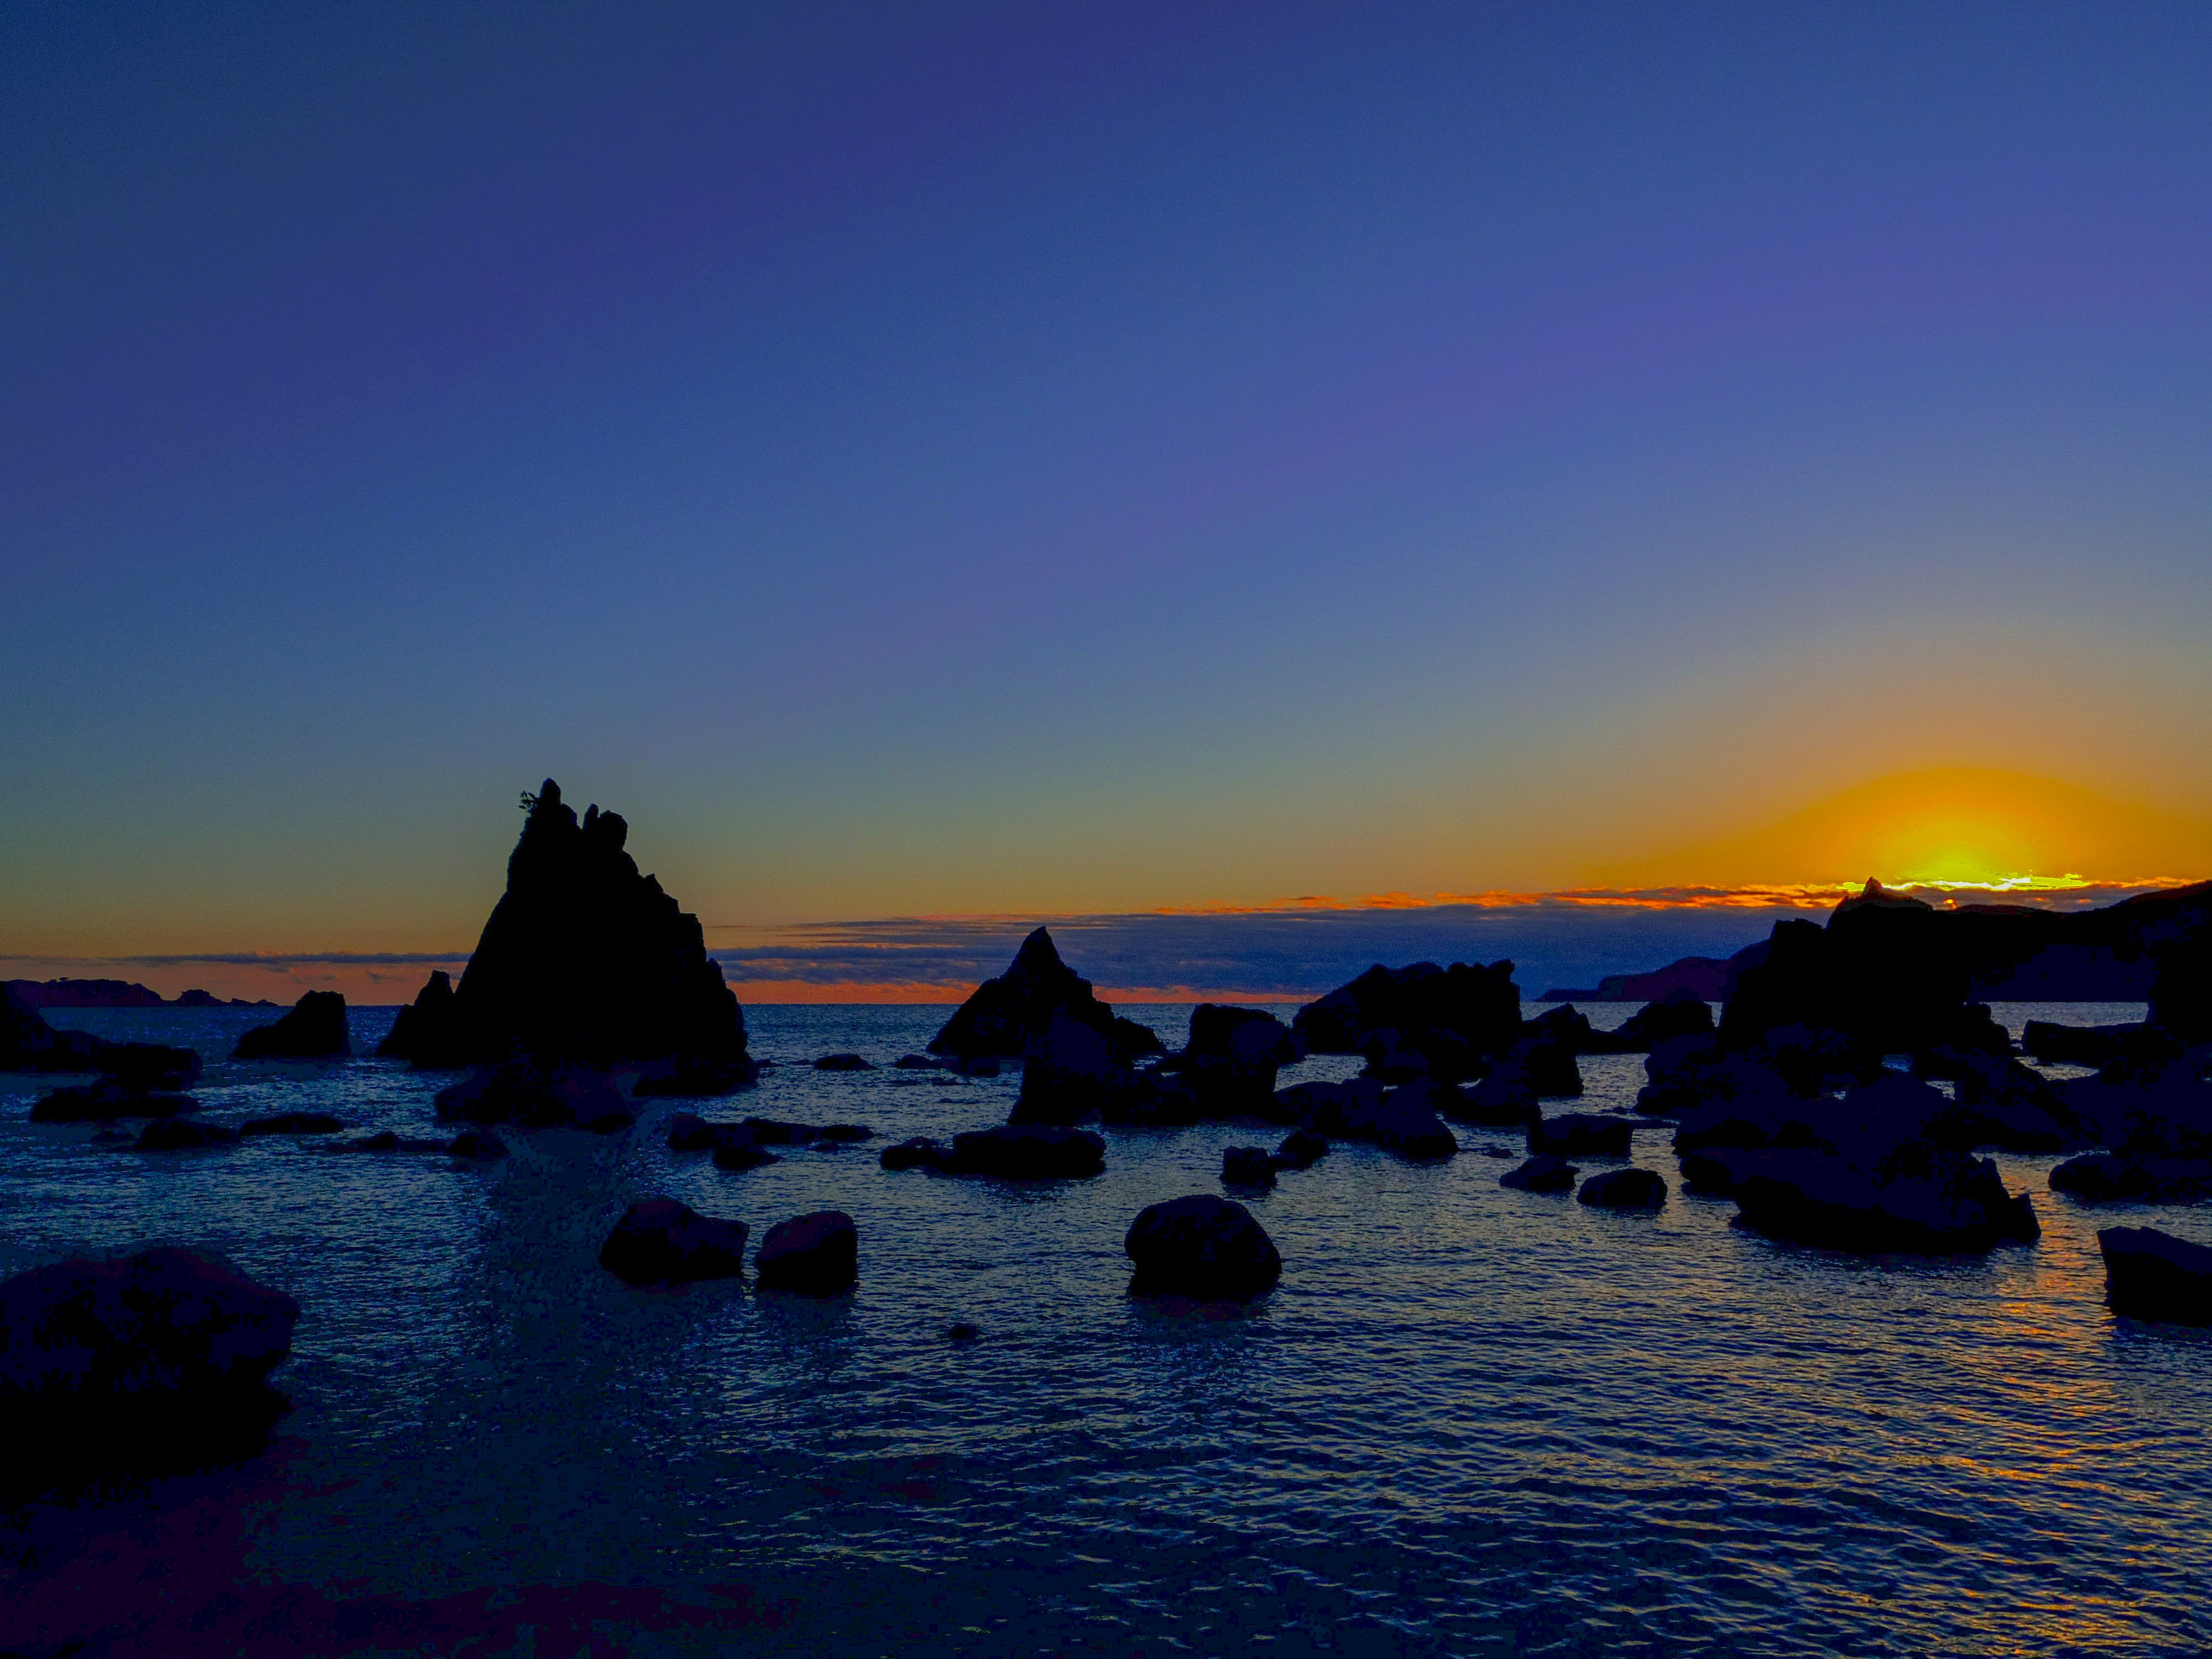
[5,1001,2211,1657]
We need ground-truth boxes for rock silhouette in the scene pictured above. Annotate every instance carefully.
[376,971,468,1067]
[1010,1013,1128,1126]
[1270,1127,1329,1171]
[1293,960,1521,1075]
[2,986,196,1087]
[2098,1226,2212,1325]
[756,1211,859,1294]
[950,1124,1107,1179]
[1614,989,1715,1050]
[1501,1153,1579,1192]
[135,1119,240,1150]
[387,782,753,1074]
[599,1198,749,1287]
[233,991,351,1059]
[929,927,1160,1062]
[1530,1112,1632,1158]
[0,1247,298,1501]
[1579,1168,1667,1209]
[433,1055,630,1131]
[1221,1145,1276,1189]
[1125,1195,1281,1301]
[1277,1077,1458,1160]
[1174,1006,1304,1115]
[31,1079,198,1123]
[239,1112,346,1136]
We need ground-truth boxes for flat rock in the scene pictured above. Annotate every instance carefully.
[1579,1167,1668,1209]
[813,1052,874,1071]
[756,1210,858,1295]
[135,1119,240,1151]
[2099,1225,2212,1325]
[948,1124,1107,1179]
[1270,1127,1329,1171]
[1501,1153,1578,1192]
[1125,1194,1282,1301]
[599,1197,749,1287]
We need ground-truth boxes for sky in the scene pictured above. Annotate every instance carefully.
[4,2,2210,1001]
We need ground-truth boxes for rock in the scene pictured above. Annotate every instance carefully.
[1501,1153,1578,1192]
[448,1128,509,1160]
[1613,988,1715,1050]
[423,782,753,1073]
[375,970,469,1066]
[1936,1052,2089,1151]
[433,1055,630,1130]
[1100,1066,1204,1127]
[631,1054,759,1097]
[1222,1146,1276,1190]
[1270,1127,1330,1171]
[0,1247,299,1499]
[233,991,350,1060]
[31,1080,198,1123]
[756,1211,859,1294]
[666,1113,760,1154]
[739,1117,873,1145]
[1524,1003,1625,1056]
[1293,960,1521,1075]
[1177,1006,1304,1115]
[0,984,105,1073]
[325,1130,448,1154]
[2047,1066,2212,1202]
[712,1141,782,1172]
[1457,1066,1541,1127]
[880,1136,953,1172]
[1578,1168,1668,1209]
[948,1124,1107,1179]
[1012,1014,1128,1125]
[945,1321,982,1342]
[1731,1140,2037,1251]
[1124,1194,1281,1301]
[2022,1019,2141,1068]
[599,1198,749,1287]
[94,1042,202,1090]
[1676,1147,1744,1195]
[813,1052,874,1071]
[893,1054,940,1070]
[1384,1075,1475,1126]
[1531,1112,1633,1158]
[2147,931,2212,1045]
[2099,1226,2212,1325]
[929,927,1160,1063]
[1499,1022,1582,1097]
[135,1119,240,1151]
[1282,1078,1457,1160]
[238,1112,346,1136]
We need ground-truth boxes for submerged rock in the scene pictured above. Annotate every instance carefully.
[1124,1194,1281,1301]
[31,1079,198,1123]
[929,927,1160,1063]
[599,1198,749,1287]
[755,1211,859,1295]
[665,1112,760,1154]
[880,1136,953,1172]
[233,991,350,1060]
[739,1116,873,1145]
[1578,1168,1668,1209]
[2099,1225,2212,1325]
[0,1247,298,1499]
[238,1112,346,1137]
[1501,1153,1578,1192]
[1221,1145,1276,1190]
[712,1141,782,1172]
[948,1124,1107,1179]
[433,1056,630,1131]
[134,1119,240,1151]
[813,1052,874,1071]
[1530,1112,1632,1158]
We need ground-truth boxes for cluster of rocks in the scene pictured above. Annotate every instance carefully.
[599,1198,859,1295]
[668,1112,874,1171]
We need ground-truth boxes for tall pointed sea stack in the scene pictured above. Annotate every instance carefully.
[929,927,1161,1061]
[381,781,750,1071]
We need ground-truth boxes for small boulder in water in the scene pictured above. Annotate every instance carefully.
[2099,1225,2212,1325]
[665,1112,760,1154]
[600,1197,750,1287]
[713,1140,782,1172]
[1270,1127,1329,1171]
[1579,1167,1667,1209]
[1125,1194,1282,1301]
[1221,1145,1276,1190]
[233,991,350,1060]
[813,1052,874,1071]
[948,1124,1107,1179]
[31,1079,197,1123]
[756,1210,858,1295]
[880,1135,954,1172]
[1501,1153,1578,1192]
[239,1112,346,1137]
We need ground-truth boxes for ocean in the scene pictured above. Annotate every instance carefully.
[3,1001,2209,1658]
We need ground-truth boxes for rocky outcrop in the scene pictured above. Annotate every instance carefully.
[1579,1168,1667,1209]
[632,1054,759,1097]
[2048,1067,2212,1203]
[1276,1078,1457,1160]
[233,991,350,1060]
[1530,1112,1632,1158]
[433,1056,630,1131]
[1221,1146,1275,1190]
[1174,1006,1304,1116]
[2,986,196,1086]
[1501,1153,1577,1192]
[755,1211,858,1294]
[3,978,165,1008]
[1271,1127,1328,1171]
[1730,1142,2036,1251]
[1124,1195,1281,1301]
[928,927,1160,1062]
[1010,1013,1127,1126]
[376,971,469,1067]
[1613,989,1715,1050]
[0,1248,298,1499]
[1294,960,1520,1080]
[2098,1226,2212,1325]
[599,1198,749,1287]
[407,782,753,1073]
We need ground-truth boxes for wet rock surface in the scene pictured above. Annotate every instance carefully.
[1124,1194,1281,1301]
[755,1210,859,1295]
[600,1198,750,1287]
[2099,1225,2212,1325]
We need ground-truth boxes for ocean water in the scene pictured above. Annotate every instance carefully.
[3,1000,2209,1658]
